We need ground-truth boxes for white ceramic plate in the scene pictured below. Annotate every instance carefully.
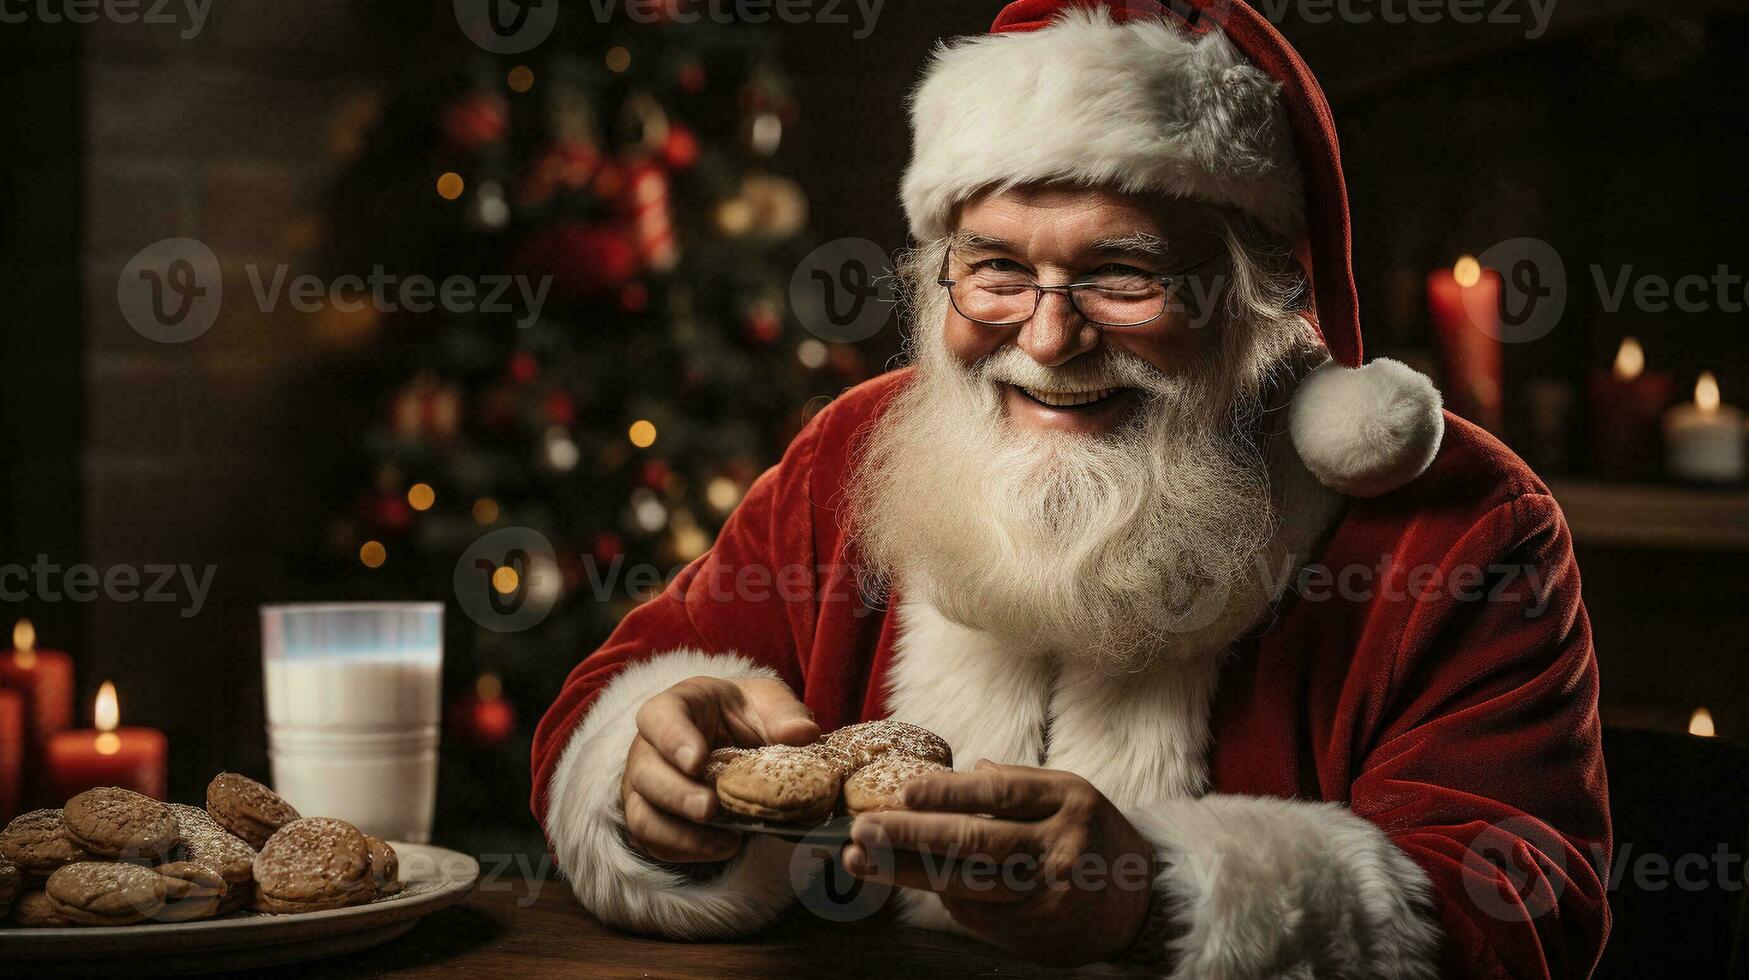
[0,841,479,976]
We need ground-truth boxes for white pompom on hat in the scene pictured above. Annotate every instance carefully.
[901,0,1445,497]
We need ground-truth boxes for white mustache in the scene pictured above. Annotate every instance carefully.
[977,346,1173,398]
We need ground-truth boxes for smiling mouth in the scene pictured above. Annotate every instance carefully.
[1013,385,1125,409]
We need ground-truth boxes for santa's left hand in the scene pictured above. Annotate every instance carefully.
[841,759,1157,966]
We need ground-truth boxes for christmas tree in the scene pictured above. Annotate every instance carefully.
[313,8,871,847]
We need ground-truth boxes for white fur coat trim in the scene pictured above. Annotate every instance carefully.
[1131,795,1441,978]
[902,7,1303,240]
[543,648,798,939]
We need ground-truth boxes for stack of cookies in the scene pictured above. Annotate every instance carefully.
[0,773,399,927]
[710,720,954,824]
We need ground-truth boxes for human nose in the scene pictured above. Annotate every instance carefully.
[1015,289,1099,367]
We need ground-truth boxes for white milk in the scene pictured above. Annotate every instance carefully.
[263,654,441,842]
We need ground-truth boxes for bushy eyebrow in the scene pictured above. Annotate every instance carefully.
[1089,232,1167,256]
[948,230,1168,257]
[947,231,1014,252]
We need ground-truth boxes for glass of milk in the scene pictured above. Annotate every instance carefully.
[260,602,443,843]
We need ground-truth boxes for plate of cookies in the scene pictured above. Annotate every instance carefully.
[0,773,478,975]
[703,720,954,839]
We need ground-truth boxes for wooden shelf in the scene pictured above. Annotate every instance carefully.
[1548,480,1749,551]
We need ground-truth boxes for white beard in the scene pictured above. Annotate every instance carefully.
[850,258,1306,673]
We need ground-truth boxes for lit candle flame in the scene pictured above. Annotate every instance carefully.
[1612,337,1645,382]
[1689,706,1716,738]
[1452,255,1482,288]
[12,619,36,668]
[95,681,119,733]
[94,681,121,755]
[1696,372,1721,413]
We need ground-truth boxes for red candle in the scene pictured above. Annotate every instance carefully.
[1428,257,1504,434]
[1589,337,1676,479]
[0,688,22,820]
[0,619,75,805]
[46,681,167,801]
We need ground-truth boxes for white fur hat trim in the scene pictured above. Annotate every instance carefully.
[901,7,1303,239]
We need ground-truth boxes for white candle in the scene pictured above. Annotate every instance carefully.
[1664,372,1746,482]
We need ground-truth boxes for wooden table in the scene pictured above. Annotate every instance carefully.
[244,875,1117,979]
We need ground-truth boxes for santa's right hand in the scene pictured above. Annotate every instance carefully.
[621,675,818,863]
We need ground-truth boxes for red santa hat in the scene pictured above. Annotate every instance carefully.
[901,0,1444,497]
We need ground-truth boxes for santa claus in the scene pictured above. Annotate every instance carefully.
[532,1,1611,976]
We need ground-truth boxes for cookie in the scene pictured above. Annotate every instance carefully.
[0,855,18,917]
[824,720,953,769]
[44,861,167,926]
[169,803,256,886]
[715,745,842,824]
[62,787,179,861]
[807,740,861,778]
[842,754,951,815]
[703,746,755,782]
[0,809,90,877]
[11,888,72,927]
[251,817,375,914]
[365,836,400,898]
[207,772,300,850]
[151,860,227,922]
[215,882,253,915]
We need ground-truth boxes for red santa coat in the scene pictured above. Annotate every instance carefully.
[532,369,1610,979]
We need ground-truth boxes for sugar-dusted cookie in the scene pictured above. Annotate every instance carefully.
[11,888,72,927]
[703,746,755,782]
[151,860,226,923]
[364,836,401,899]
[0,855,18,918]
[0,809,90,878]
[207,772,300,850]
[824,720,953,769]
[251,817,375,914]
[169,803,256,889]
[807,740,861,778]
[842,754,951,815]
[44,861,167,926]
[715,745,842,824]
[61,787,178,861]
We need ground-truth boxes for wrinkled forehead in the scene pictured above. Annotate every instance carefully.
[947,183,1227,255]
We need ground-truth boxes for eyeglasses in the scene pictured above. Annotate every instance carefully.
[936,249,1222,329]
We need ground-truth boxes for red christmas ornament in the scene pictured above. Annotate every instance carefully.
[742,301,783,346]
[519,139,602,206]
[619,281,649,313]
[592,532,625,564]
[508,223,640,301]
[678,62,707,93]
[543,390,576,426]
[368,492,413,534]
[509,351,540,385]
[441,93,509,151]
[640,459,672,490]
[660,125,700,171]
[447,675,516,746]
[621,162,678,271]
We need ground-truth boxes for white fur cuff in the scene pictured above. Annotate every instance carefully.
[1127,795,1441,979]
[543,648,799,939]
